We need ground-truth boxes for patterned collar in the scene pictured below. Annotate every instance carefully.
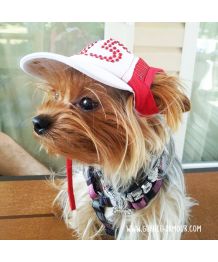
[85,146,171,236]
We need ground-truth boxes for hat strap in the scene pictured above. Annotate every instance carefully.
[66,159,76,210]
[128,58,163,116]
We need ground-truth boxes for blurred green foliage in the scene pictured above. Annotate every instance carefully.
[0,22,104,172]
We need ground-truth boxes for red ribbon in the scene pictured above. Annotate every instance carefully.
[66,159,76,210]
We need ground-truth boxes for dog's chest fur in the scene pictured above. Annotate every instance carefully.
[55,138,195,240]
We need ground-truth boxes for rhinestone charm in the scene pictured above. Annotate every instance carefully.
[126,188,144,203]
[141,182,152,194]
[147,167,159,182]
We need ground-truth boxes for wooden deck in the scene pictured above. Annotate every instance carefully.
[0,172,217,240]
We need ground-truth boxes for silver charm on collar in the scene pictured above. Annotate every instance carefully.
[141,182,152,194]
[126,188,144,203]
[100,176,131,213]
[147,167,159,182]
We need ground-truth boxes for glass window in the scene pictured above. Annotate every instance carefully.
[0,22,104,171]
[183,22,218,163]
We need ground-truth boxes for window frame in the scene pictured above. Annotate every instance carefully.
[105,22,218,170]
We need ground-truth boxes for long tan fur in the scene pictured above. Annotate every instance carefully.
[32,66,194,239]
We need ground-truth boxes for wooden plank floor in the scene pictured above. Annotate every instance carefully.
[0,172,217,240]
[182,171,218,240]
[0,178,74,240]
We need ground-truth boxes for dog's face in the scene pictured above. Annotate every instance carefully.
[32,65,190,179]
[33,68,132,166]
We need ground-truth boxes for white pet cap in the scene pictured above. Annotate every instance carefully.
[20,38,163,115]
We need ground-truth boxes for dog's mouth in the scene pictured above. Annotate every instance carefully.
[32,114,53,136]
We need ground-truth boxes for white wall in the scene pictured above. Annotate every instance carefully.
[134,22,185,74]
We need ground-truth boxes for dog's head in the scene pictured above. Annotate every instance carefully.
[32,66,190,181]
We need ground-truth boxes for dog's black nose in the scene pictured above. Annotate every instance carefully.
[32,115,52,135]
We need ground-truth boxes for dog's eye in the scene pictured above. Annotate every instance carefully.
[78,97,99,111]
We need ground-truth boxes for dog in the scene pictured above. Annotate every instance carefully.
[20,38,195,240]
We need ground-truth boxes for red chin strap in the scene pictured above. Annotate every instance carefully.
[66,159,76,210]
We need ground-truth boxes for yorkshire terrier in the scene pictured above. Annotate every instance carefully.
[20,38,194,240]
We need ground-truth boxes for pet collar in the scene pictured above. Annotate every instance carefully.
[20,38,163,116]
[84,137,177,236]
[85,146,170,236]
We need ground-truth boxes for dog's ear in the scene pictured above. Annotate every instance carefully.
[151,73,191,131]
